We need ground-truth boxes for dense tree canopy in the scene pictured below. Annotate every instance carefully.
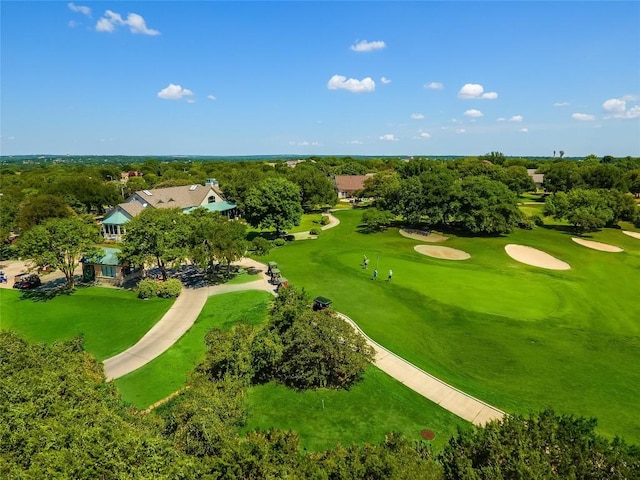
[244,176,303,234]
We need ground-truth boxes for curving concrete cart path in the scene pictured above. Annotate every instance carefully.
[104,254,505,426]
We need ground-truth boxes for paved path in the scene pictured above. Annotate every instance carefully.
[336,313,505,426]
[103,260,275,380]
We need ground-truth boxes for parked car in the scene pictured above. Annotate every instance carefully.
[13,273,41,290]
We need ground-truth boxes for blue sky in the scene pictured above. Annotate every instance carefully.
[1,1,639,157]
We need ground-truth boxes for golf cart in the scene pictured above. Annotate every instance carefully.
[313,296,332,311]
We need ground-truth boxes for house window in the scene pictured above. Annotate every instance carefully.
[101,266,116,278]
[208,195,216,203]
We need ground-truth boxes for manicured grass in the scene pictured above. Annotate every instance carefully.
[247,213,325,235]
[115,290,273,408]
[243,367,468,452]
[263,209,640,443]
[226,272,264,285]
[0,287,173,360]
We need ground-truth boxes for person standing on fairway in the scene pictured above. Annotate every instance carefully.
[372,269,378,280]
[387,269,393,282]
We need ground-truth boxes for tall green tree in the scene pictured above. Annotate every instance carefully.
[18,216,101,288]
[544,188,614,234]
[16,193,74,232]
[288,165,337,212]
[453,176,522,235]
[120,207,189,280]
[244,177,303,234]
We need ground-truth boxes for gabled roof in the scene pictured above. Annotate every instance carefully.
[183,201,237,214]
[334,174,374,192]
[103,203,145,225]
[82,247,122,266]
[133,184,223,209]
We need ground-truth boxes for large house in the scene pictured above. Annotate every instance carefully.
[527,169,545,191]
[101,179,238,241]
[334,174,374,199]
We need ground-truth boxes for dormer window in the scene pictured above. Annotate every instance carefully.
[208,195,216,203]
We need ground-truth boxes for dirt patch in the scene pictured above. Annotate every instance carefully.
[623,231,640,240]
[400,229,448,243]
[414,245,470,260]
[420,429,435,440]
[505,244,570,270]
[571,237,623,252]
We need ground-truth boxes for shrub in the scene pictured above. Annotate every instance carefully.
[157,278,182,298]
[531,213,545,226]
[274,238,286,247]
[320,215,330,226]
[137,279,158,299]
[309,229,321,236]
[251,237,272,256]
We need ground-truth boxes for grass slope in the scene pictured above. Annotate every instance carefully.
[115,290,272,408]
[0,287,173,360]
[243,367,468,452]
[261,209,640,443]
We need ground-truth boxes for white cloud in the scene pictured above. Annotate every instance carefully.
[554,102,570,107]
[411,113,424,120]
[289,140,320,146]
[464,109,483,118]
[68,2,91,17]
[350,40,386,52]
[381,76,392,84]
[572,113,595,121]
[621,94,638,102]
[157,83,194,100]
[497,117,506,122]
[424,82,443,90]
[520,128,529,133]
[327,75,375,93]
[207,95,217,101]
[456,128,466,134]
[68,20,79,28]
[186,99,196,104]
[602,98,626,113]
[509,115,523,122]
[419,132,431,139]
[457,83,498,99]
[379,134,398,141]
[346,140,364,145]
[96,10,160,35]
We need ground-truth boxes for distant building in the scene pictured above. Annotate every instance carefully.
[334,174,374,199]
[81,247,142,286]
[101,180,238,241]
[527,169,545,191]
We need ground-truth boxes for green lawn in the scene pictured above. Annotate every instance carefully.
[247,213,326,236]
[243,367,468,452]
[115,290,273,408]
[261,209,640,443]
[0,287,173,360]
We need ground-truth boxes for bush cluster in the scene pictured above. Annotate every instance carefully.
[137,278,182,299]
[251,237,272,256]
[273,238,286,247]
[309,228,321,236]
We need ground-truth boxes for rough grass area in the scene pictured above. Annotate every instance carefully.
[115,290,273,408]
[0,287,173,360]
[243,367,468,452]
[262,209,640,443]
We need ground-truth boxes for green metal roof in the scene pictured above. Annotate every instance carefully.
[103,209,131,225]
[183,201,237,214]
[84,247,122,266]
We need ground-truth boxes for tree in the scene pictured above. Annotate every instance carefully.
[18,216,101,288]
[582,164,627,191]
[15,194,74,232]
[453,176,522,235]
[479,151,506,165]
[626,169,640,197]
[389,176,426,224]
[440,409,640,480]
[361,208,395,231]
[541,161,583,192]
[187,209,247,275]
[543,188,614,234]
[503,165,536,195]
[120,207,189,280]
[288,166,337,212]
[244,177,303,234]
[360,171,401,209]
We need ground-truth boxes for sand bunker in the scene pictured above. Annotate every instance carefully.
[623,231,640,240]
[414,245,470,260]
[505,244,571,270]
[571,237,623,252]
[400,229,448,243]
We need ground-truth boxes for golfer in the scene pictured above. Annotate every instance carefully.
[372,269,378,280]
[387,269,393,282]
